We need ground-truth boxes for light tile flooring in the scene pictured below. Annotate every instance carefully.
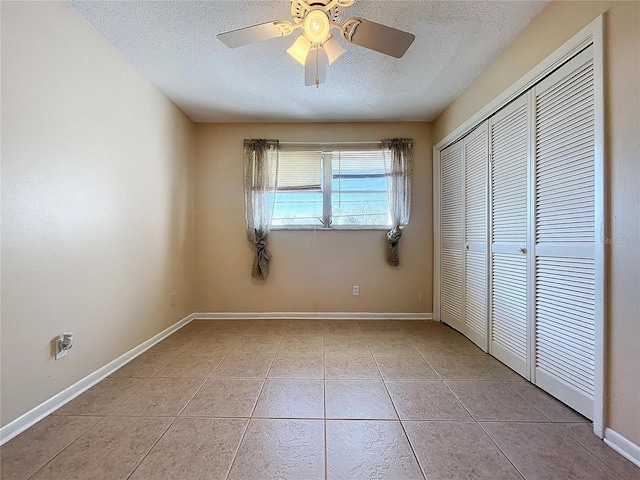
[2,320,639,480]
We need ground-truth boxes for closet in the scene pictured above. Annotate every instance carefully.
[436,44,600,420]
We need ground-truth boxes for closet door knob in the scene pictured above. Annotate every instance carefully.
[518,246,526,254]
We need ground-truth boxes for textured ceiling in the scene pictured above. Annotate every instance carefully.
[69,1,548,123]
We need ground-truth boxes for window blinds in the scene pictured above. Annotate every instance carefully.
[276,151,322,190]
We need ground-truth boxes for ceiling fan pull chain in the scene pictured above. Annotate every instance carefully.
[315,43,320,88]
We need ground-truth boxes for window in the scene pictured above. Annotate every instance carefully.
[271,146,390,228]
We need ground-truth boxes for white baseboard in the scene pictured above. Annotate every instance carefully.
[1,311,434,445]
[3,307,637,471]
[604,428,640,468]
[192,312,434,321]
[0,313,194,446]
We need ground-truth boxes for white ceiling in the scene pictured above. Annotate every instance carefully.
[68,0,548,123]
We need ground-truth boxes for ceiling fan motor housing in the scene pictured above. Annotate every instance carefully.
[291,0,357,25]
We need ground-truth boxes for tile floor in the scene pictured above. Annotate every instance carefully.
[2,320,639,480]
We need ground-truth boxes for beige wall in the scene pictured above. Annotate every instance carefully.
[194,123,432,314]
[433,2,640,446]
[1,2,195,426]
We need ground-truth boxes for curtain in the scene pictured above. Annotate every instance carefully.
[382,138,413,266]
[244,139,279,279]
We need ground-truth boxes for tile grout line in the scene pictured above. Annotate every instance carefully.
[322,320,328,480]
[125,416,180,480]
[24,416,107,480]
[409,336,454,386]
[32,330,240,479]
[127,331,243,480]
[165,334,243,419]
[369,334,428,480]
[18,321,626,480]
[410,338,526,424]
[474,421,527,480]
[501,379,559,423]
[477,418,623,480]
[155,327,249,480]
[411,330,613,479]
[224,328,284,480]
[437,377,482,423]
[546,421,626,479]
[408,333,528,479]
[558,425,631,479]
[220,326,284,480]
[27,349,190,479]
[222,419,251,480]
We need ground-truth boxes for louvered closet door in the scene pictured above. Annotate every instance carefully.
[464,122,489,349]
[489,94,530,379]
[533,46,596,419]
[440,141,465,333]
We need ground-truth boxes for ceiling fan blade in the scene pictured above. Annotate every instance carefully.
[305,47,328,87]
[217,21,291,48]
[344,18,415,58]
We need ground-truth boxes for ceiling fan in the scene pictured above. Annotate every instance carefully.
[217,0,415,87]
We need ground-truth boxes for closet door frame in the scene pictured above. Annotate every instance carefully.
[433,15,605,437]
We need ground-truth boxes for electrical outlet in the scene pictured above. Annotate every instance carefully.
[55,346,68,360]
[352,285,359,296]
[170,292,176,307]
[55,333,74,360]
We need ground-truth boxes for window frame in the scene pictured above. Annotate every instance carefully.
[271,143,392,231]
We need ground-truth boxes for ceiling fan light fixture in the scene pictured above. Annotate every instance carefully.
[218,1,416,87]
[287,34,312,65]
[323,35,346,65]
[304,9,330,44]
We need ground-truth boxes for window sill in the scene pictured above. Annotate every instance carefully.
[271,225,392,232]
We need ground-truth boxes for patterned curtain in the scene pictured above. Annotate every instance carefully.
[244,139,279,279]
[382,138,413,266]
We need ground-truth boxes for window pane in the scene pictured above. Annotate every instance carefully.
[331,192,389,226]
[272,190,323,226]
[331,150,390,226]
[272,151,323,227]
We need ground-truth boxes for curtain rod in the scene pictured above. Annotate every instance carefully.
[276,140,412,151]
[278,141,384,151]
[279,141,383,146]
